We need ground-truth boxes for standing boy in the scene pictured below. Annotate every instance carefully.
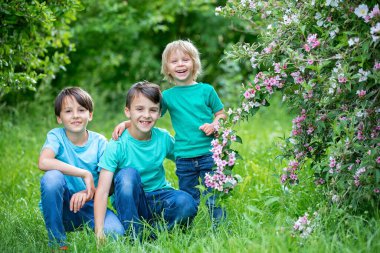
[38,87,124,250]
[94,81,197,241]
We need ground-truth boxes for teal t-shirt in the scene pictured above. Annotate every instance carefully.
[161,82,224,158]
[41,128,107,194]
[98,127,174,192]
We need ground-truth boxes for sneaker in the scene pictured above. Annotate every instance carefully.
[59,246,68,251]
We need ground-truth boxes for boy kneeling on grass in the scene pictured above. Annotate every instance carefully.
[94,81,197,242]
[38,87,124,250]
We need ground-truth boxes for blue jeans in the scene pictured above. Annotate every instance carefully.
[175,154,226,222]
[113,168,197,238]
[40,170,125,247]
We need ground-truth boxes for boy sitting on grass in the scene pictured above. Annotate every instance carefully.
[94,81,197,241]
[38,87,124,250]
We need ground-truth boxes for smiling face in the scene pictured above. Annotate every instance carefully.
[125,93,161,140]
[57,95,93,136]
[167,49,195,86]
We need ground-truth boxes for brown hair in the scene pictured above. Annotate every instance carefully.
[125,81,162,109]
[54,87,93,116]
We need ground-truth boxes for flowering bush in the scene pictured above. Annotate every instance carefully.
[207,0,379,211]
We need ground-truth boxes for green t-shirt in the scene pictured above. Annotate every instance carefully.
[162,82,224,158]
[98,127,174,192]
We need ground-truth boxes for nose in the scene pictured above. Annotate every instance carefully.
[143,110,151,118]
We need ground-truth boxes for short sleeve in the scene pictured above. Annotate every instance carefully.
[41,130,61,155]
[161,93,168,117]
[165,132,175,161]
[97,135,108,158]
[98,140,120,173]
[208,86,224,114]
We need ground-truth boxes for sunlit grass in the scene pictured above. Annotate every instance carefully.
[0,95,379,252]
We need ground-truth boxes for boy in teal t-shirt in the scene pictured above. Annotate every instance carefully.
[113,40,227,226]
[94,81,197,241]
[38,87,124,250]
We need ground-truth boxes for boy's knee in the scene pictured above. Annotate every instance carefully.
[40,170,65,191]
[114,168,140,196]
[104,223,125,238]
[175,192,198,218]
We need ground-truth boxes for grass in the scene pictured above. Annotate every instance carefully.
[0,94,379,252]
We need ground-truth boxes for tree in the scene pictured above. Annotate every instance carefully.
[0,0,82,101]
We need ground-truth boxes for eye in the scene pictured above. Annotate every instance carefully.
[64,109,72,113]
[151,108,159,112]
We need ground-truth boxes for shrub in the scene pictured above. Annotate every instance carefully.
[208,0,379,212]
[0,0,82,96]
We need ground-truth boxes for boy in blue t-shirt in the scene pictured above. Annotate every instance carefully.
[94,81,197,241]
[38,87,124,250]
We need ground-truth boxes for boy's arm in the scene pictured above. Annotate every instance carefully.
[38,148,95,200]
[94,169,114,241]
[199,109,227,136]
[112,121,131,140]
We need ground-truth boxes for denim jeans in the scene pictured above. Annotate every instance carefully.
[175,154,226,223]
[113,168,197,238]
[40,170,125,247]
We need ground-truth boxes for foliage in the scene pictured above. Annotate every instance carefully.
[210,0,379,215]
[0,0,82,98]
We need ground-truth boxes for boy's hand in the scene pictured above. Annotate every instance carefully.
[82,170,95,200]
[112,122,127,140]
[199,123,216,136]
[95,229,106,248]
[70,191,88,213]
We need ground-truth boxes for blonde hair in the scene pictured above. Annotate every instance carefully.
[161,39,202,83]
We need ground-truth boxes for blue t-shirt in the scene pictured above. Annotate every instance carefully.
[161,82,224,158]
[98,127,174,192]
[41,128,107,194]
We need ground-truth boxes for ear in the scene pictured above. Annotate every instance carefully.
[56,116,62,124]
[124,107,130,118]
[88,112,93,122]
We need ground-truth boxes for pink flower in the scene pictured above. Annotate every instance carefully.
[280,174,288,183]
[303,44,311,52]
[356,90,366,98]
[329,157,336,168]
[376,156,380,164]
[369,4,380,19]
[338,76,347,83]
[307,34,320,48]
[374,61,380,70]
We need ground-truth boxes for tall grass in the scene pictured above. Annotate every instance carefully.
[0,94,379,252]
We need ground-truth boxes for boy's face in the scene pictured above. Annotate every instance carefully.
[124,93,160,140]
[57,96,93,135]
[167,49,195,85]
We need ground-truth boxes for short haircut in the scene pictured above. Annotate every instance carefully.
[125,81,162,109]
[161,39,202,83]
[54,87,94,116]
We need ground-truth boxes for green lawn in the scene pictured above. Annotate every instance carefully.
[0,95,379,252]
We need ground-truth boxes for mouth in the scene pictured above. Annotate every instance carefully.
[72,121,82,126]
[176,69,188,74]
[139,120,152,127]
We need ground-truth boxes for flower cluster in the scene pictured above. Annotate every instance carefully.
[293,212,319,238]
[205,125,242,195]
